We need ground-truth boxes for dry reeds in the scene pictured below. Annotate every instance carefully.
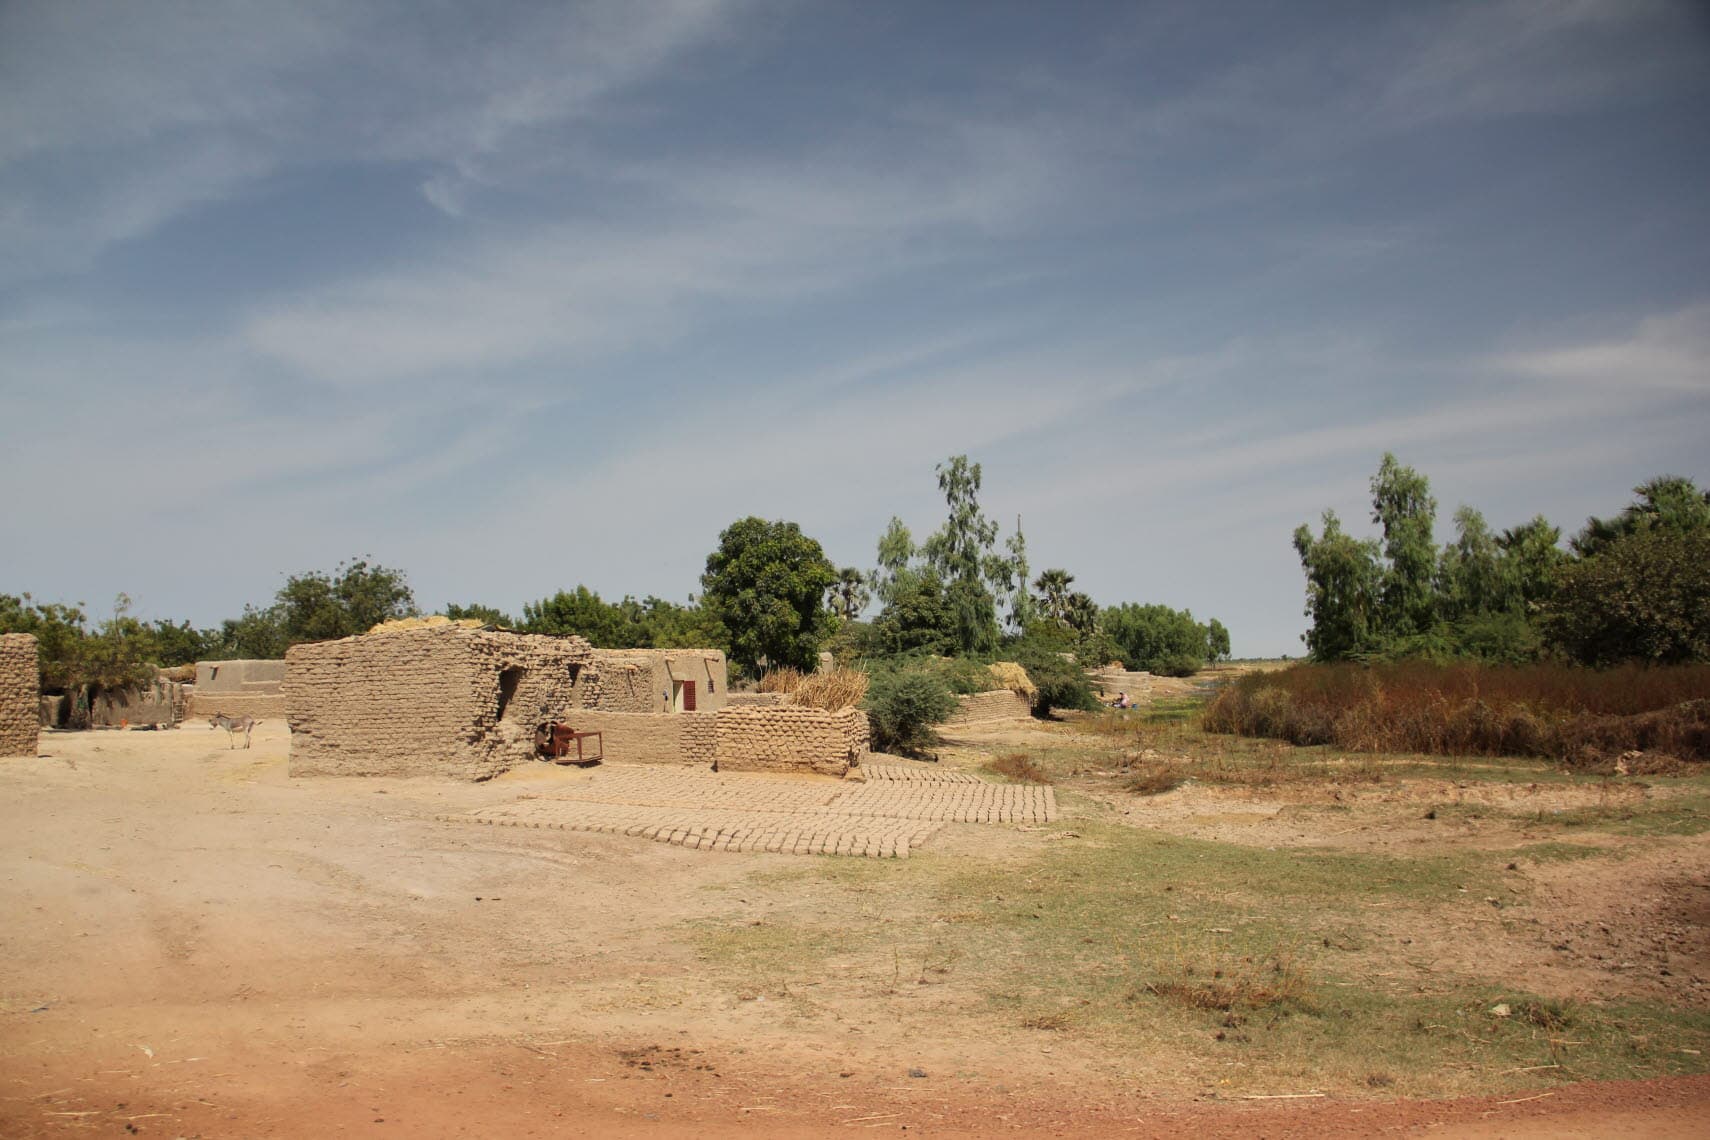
[758,667,805,694]
[985,751,1052,784]
[987,661,1038,700]
[789,667,870,712]
[1204,662,1710,766]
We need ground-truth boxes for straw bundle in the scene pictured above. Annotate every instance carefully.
[758,666,806,694]
[789,667,870,712]
[987,661,1038,700]
[368,615,485,634]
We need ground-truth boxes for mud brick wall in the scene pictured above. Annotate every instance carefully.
[944,689,1033,727]
[581,658,659,712]
[713,706,869,777]
[724,692,786,707]
[1,634,39,757]
[558,710,716,766]
[187,691,288,719]
[286,626,593,780]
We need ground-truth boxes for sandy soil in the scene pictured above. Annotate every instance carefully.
[2,722,1707,1137]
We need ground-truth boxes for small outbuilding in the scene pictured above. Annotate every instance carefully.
[1,633,40,758]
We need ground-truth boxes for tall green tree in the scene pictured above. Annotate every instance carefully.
[1293,509,1383,660]
[1002,517,1034,631]
[872,517,916,608]
[1205,618,1231,662]
[870,568,957,656]
[1496,516,1565,611]
[920,456,1002,655]
[701,517,837,675]
[1370,453,1437,637]
[1436,506,1505,621]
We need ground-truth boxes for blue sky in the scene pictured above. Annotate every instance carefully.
[1,0,1706,657]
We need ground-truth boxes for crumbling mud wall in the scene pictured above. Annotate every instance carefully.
[1,634,39,757]
[944,689,1033,728]
[558,710,716,765]
[286,626,593,780]
[189,659,287,718]
[713,706,869,777]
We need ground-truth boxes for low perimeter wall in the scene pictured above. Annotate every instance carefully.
[944,689,1033,728]
[713,706,869,777]
[1,634,38,757]
[559,710,717,766]
[561,705,869,777]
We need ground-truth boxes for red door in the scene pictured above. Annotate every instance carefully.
[681,680,697,711]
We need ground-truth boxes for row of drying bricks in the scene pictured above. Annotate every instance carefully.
[447,802,939,858]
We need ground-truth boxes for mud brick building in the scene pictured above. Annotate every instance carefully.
[286,625,596,780]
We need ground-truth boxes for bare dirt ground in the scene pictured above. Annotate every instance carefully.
[3,720,1708,1137]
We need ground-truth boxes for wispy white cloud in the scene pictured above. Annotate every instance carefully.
[1494,301,1710,393]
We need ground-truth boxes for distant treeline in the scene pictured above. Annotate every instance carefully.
[1293,457,1709,666]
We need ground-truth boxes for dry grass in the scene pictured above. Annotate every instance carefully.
[790,667,870,712]
[758,667,805,694]
[984,751,1053,784]
[1141,948,1315,1014]
[1205,663,1710,767]
[369,615,485,633]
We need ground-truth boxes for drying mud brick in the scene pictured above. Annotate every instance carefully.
[0,633,39,758]
[285,625,594,780]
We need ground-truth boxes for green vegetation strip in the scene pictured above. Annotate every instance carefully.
[690,821,1710,1097]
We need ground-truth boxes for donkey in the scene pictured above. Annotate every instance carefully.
[208,713,257,749]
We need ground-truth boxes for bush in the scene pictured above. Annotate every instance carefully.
[1544,529,1710,666]
[1008,637,1099,717]
[1153,653,1202,678]
[862,668,957,757]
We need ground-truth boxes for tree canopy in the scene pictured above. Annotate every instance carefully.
[701,517,837,675]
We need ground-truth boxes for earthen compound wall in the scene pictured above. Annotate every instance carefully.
[589,650,729,712]
[713,706,869,777]
[286,626,593,780]
[944,689,1033,727]
[558,709,717,766]
[1,634,39,757]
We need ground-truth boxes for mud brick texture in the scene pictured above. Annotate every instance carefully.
[0,634,39,757]
[445,761,1057,858]
[944,689,1033,727]
[286,625,594,780]
[712,706,869,777]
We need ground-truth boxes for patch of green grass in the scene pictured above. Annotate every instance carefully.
[1509,841,1611,863]
[681,821,1710,1096]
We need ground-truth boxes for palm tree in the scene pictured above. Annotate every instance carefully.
[1064,591,1100,636]
[1032,568,1075,626]
[827,567,870,623]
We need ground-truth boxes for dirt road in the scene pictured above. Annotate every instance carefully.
[2,723,1705,1136]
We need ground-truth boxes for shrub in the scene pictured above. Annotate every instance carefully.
[1008,637,1099,717]
[1153,653,1202,678]
[862,668,957,757]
